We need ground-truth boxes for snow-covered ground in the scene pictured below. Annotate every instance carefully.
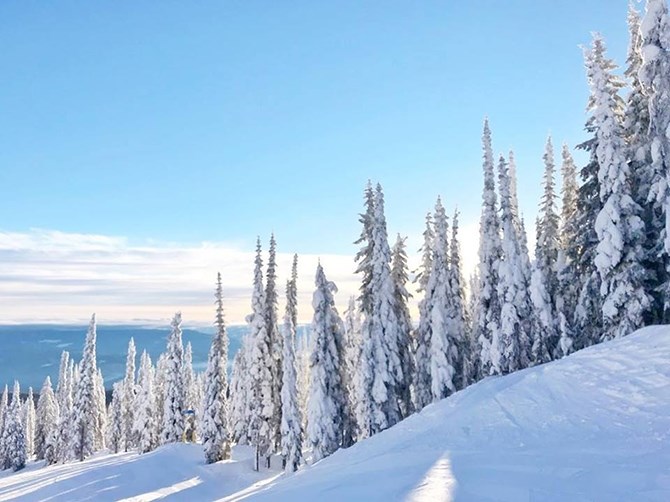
[1,326,668,501]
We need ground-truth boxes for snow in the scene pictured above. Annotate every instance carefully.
[1,326,669,500]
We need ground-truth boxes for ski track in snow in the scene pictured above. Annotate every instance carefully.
[0,326,668,501]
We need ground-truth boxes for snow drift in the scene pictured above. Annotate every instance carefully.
[0,326,668,501]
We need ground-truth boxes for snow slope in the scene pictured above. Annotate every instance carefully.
[0,326,668,501]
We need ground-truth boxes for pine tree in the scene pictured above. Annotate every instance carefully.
[230,338,250,444]
[202,272,232,464]
[182,342,197,411]
[427,198,458,399]
[265,234,283,454]
[94,369,106,451]
[534,136,561,357]
[639,0,670,320]
[307,264,347,462]
[247,239,274,470]
[134,351,157,453]
[35,377,58,462]
[473,118,503,377]
[556,144,579,357]
[0,385,7,467]
[343,295,361,442]
[356,184,403,437]
[3,382,26,471]
[122,337,136,452]
[153,353,167,444]
[280,255,303,471]
[108,382,124,454]
[23,388,35,459]
[72,314,99,462]
[162,312,185,444]
[390,234,414,415]
[496,156,533,373]
[586,34,652,340]
[449,209,469,388]
[412,212,434,411]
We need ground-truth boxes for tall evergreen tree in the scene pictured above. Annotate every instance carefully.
[229,337,250,444]
[247,239,274,470]
[391,234,414,416]
[162,312,185,444]
[473,119,502,377]
[280,255,303,471]
[203,272,232,464]
[108,382,124,454]
[343,295,361,442]
[307,264,347,462]
[182,342,197,411]
[23,388,35,459]
[122,337,136,452]
[265,234,283,454]
[496,156,533,373]
[412,212,434,411]
[3,382,26,471]
[356,184,403,437]
[35,377,58,462]
[639,0,670,320]
[449,209,469,388]
[72,314,99,462]
[586,34,652,339]
[153,353,167,444]
[134,351,157,453]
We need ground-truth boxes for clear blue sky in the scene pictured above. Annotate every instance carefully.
[0,1,630,256]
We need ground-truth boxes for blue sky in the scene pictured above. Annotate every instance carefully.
[0,1,633,322]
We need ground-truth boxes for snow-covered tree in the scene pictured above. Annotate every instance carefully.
[473,119,503,378]
[307,264,347,462]
[356,184,404,437]
[247,239,274,470]
[280,255,303,471]
[202,272,232,464]
[391,234,414,415]
[496,156,533,373]
[449,209,469,388]
[35,377,58,461]
[3,382,26,471]
[23,388,35,459]
[182,342,197,412]
[534,136,561,356]
[265,234,283,454]
[162,312,185,444]
[72,314,99,462]
[343,295,361,442]
[639,0,670,320]
[134,351,157,453]
[427,198,458,399]
[153,353,167,444]
[229,338,250,444]
[122,337,136,452]
[108,382,124,454]
[586,34,652,340]
[94,369,106,451]
[413,212,434,410]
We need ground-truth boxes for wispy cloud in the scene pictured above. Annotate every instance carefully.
[0,225,485,325]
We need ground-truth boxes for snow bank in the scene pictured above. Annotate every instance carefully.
[0,326,667,501]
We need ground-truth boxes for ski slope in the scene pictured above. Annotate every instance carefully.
[0,326,668,501]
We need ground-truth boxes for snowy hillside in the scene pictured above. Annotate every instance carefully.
[1,326,668,501]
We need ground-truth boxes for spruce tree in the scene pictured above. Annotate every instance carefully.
[23,387,35,459]
[162,312,185,444]
[307,264,347,462]
[182,342,197,411]
[202,272,232,464]
[134,351,157,453]
[122,337,136,452]
[153,353,167,444]
[229,338,250,445]
[427,198,458,400]
[586,34,652,339]
[473,118,502,377]
[639,0,670,320]
[35,377,58,461]
[247,238,274,470]
[343,295,361,442]
[449,209,469,388]
[391,234,414,415]
[72,314,99,462]
[412,212,434,411]
[4,382,26,471]
[265,234,283,454]
[108,382,124,454]
[280,255,303,471]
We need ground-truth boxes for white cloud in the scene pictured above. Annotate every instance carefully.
[0,224,485,325]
